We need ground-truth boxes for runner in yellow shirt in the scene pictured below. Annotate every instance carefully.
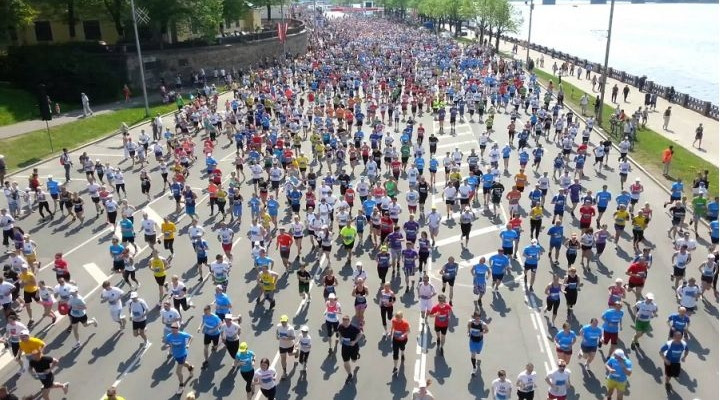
[340,221,358,264]
[150,250,170,306]
[19,265,39,326]
[612,204,630,244]
[257,266,280,310]
[161,217,177,258]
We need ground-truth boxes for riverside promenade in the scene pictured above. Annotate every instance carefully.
[498,39,719,165]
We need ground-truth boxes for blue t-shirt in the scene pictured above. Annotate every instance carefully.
[711,220,719,239]
[554,330,577,351]
[523,245,543,265]
[166,331,192,358]
[266,199,280,216]
[660,340,687,363]
[670,182,684,198]
[500,229,519,248]
[548,226,564,245]
[442,262,459,278]
[595,190,612,208]
[606,357,632,383]
[552,195,566,212]
[708,201,719,218]
[667,313,690,332]
[579,325,602,347]
[120,219,134,238]
[256,256,273,269]
[602,309,624,333]
[489,254,509,275]
[363,199,376,216]
[473,263,489,285]
[616,193,631,207]
[214,293,231,314]
[109,244,124,259]
[235,350,256,372]
[202,313,222,335]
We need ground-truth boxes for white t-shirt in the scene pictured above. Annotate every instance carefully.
[547,369,571,396]
[491,378,513,400]
[516,370,537,392]
[254,368,277,390]
[0,282,16,304]
[53,283,77,302]
[634,301,658,321]
[101,287,125,309]
[222,322,241,341]
[141,218,157,235]
[677,285,700,309]
[276,324,296,348]
[169,282,187,299]
[128,299,149,322]
[218,228,234,244]
[161,308,181,326]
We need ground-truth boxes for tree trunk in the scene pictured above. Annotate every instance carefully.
[495,28,501,51]
[266,4,272,20]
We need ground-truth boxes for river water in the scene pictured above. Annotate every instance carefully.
[511,1,719,103]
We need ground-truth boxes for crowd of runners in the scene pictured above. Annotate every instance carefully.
[0,8,718,400]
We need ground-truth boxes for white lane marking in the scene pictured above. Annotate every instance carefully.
[97,342,154,399]
[143,206,164,228]
[526,292,557,372]
[436,140,476,150]
[536,334,545,354]
[87,153,127,158]
[433,225,503,247]
[83,263,110,285]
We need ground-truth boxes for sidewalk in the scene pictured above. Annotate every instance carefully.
[0,93,163,140]
[497,40,718,165]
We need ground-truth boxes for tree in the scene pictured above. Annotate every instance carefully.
[0,0,37,45]
[489,0,521,51]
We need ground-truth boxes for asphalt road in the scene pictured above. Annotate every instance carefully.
[1,87,717,400]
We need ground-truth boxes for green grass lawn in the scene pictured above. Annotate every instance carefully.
[0,83,76,127]
[0,102,176,171]
[533,69,718,199]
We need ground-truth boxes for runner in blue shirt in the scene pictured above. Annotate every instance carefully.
[547,220,564,265]
[601,302,625,354]
[594,185,613,228]
[579,318,603,367]
[551,189,567,223]
[615,191,631,208]
[401,243,418,288]
[109,239,126,273]
[499,224,519,258]
[440,256,459,305]
[164,324,194,389]
[605,349,633,398]
[522,239,544,290]
[199,305,222,369]
[660,331,689,388]
[667,308,691,339]
[665,179,684,207]
[554,323,577,364]
[707,197,719,221]
[119,217,138,253]
[472,258,490,308]
[234,342,256,395]
[489,249,510,292]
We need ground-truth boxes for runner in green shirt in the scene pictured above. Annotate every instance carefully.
[384,178,398,198]
[340,221,357,264]
[691,193,708,234]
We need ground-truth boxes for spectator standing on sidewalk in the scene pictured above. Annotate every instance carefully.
[81,93,93,117]
[611,84,619,103]
[622,85,630,102]
[580,94,589,116]
[662,145,674,177]
[692,124,704,149]
[662,107,671,130]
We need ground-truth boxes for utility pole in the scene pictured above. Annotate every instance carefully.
[281,1,286,58]
[598,0,615,125]
[130,0,150,117]
[525,0,534,67]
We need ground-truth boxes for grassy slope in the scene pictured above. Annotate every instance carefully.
[0,103,176,170]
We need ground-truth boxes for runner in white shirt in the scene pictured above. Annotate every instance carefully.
[188,221,205,241]
[100,281,126,329]
[491,370,514,400]
[677,278,701,312]
[426,207,442,246]
[545,361,572,399]
[87,182,102,215]
[442,185,458,219]
[515,363,538,399]
[140,212,158,252]
[210,255,231,291]
[417,276,437,319]
[248,222,266,247]
[216,223,235,261]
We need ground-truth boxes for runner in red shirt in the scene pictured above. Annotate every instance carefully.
[390,158,402,180]
[428,294,453,355]
[578,199,597,230]
[53,252,71,281]
[275,227,294,273]
[344,187,356,208]
[625,258,648,300]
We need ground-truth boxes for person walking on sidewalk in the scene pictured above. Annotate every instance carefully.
[611,84,619,103]
[693,123,704,149]
[622,85,630,102]
[662,107,671,130]
[662,146,674,177]
[80,93,93,117]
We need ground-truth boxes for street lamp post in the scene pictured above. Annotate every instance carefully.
[129,0,150,117]
[525,0,534,68]
[597,0,615,125]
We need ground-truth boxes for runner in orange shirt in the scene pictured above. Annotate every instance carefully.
[275,227,294,273]
[390,311,410,375]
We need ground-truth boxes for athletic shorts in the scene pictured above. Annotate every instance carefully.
[664,362,681,378]
[204,334,220,346]
[132,320,147,331]
[602,331,619,345]
[341,345,359,362]
[635,320,651,333]
[434,326,448,335]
